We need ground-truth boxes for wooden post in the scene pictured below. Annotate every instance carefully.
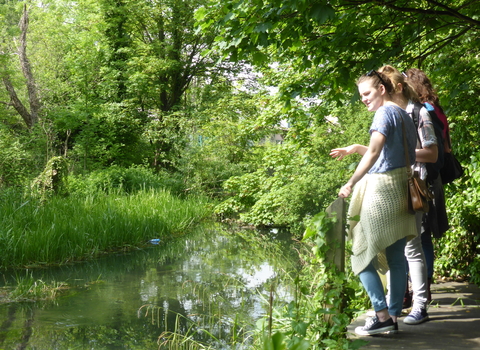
[325,197,346,272]
[323,197,347,323]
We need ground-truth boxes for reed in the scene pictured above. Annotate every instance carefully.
[0,189,212,269]
[143,303,253,350]
[1,270,68,302]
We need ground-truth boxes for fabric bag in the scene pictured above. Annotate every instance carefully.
[400,114,434,214]
[440,130,463,184]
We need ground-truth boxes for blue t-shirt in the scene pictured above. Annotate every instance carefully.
[368,104,417,174]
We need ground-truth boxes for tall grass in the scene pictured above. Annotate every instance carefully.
[0,188,212,269]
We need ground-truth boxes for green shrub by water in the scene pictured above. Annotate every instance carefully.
[66,165,186,196]
[0,188,212,269]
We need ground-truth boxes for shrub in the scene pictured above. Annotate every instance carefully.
[214,141,354,235]
[434,152,480,283]
[213,102,371,235]
[31,156,69,198]
[66,165,185,196]
[0,128,31,187]
[255,211,368,350]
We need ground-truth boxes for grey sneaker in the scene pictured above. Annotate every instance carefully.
[355,316,395,335]
[403,307,429,325]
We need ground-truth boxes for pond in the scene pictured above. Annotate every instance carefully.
[0,224,298,349]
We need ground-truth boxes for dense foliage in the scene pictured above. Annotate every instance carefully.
[195,0,480,281]
[0,0,478,278]
[0,0,478,330]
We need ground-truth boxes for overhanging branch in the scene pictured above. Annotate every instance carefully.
[413,26,472,62]
[344,0,480,27]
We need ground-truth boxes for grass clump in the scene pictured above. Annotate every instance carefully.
[0,271,69,303]
[0,188,212,269]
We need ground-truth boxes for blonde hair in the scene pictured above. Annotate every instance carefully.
[378,65,419,103]
[356,70,394,95]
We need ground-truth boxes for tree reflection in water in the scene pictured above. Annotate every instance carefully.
[0,224,297,349]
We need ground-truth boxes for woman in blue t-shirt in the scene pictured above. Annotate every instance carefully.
[330,70,418,336]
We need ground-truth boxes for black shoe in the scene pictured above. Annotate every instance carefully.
[386,322,399,334]
[355,316,395,336]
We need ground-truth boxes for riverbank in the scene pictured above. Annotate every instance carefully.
[0,189,212,269]
[348,280,480,349]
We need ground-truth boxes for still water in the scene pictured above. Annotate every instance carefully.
[0,224,297,349]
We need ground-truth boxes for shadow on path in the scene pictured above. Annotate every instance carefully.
[347,281,480,350]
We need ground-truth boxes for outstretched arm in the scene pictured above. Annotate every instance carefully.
[338,131,385,198]
[329,144,368,160]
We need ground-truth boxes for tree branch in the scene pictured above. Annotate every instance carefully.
[344,0,480,27]
[413,26,472,62]
[380,0,480,27]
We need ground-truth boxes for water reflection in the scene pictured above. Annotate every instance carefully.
[0,224,297,349]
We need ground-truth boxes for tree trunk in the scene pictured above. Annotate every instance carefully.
[2,76,34,128]
[2,4,41,129]
[18,4,41,126]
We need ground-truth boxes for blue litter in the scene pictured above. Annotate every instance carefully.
[149,239,160,245]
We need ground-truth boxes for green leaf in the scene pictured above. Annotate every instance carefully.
[223,11,237,22]
[288,338,311,350]
[310,4,335,24]
[292,320,309,336]
[252,50,268,64]
[232,36,243,47]
[255,22,273,33]
[303,227,316,241]
[193,6,206,21]
[350,339,370,349]
[263,332,286,350]
[349,214,360,222]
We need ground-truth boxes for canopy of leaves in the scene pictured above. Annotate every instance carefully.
[196,0,480,107]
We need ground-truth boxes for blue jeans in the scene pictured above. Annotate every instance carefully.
[359,237,407,317]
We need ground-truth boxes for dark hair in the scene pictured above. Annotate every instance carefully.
[357,70,394,95]
[378,65,420,102]
[404,68,440,106]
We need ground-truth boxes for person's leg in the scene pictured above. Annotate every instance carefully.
[403,220,431,325]
[386,237,407,320]
[421,227,434,279]
[359,261,388,314]
[405,213,428,310]
[421,225,434,304]
[356,261,396,335]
